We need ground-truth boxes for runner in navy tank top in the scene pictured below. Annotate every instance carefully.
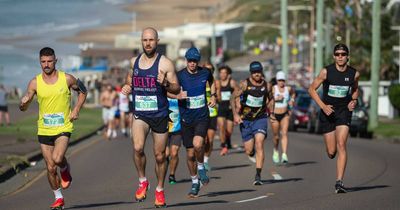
[121,27,180,208]
[308,43,360,194]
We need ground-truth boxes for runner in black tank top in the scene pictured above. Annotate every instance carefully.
[121,27,180,207]
[216,65,238,155]
[308,43,360,194]
[231,61,273,186]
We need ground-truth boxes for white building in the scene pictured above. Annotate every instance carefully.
[115,23,245,61]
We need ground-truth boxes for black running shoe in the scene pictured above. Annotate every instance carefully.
[253,174,263,186]
[335,180,348,193]
[168,175,176,185]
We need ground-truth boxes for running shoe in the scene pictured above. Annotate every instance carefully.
[50,198,64,210]
[281,153,288,165]
[135,180,150,201]
[272,149,280,164]
[154,190,167,208]
[60,163,72,189]
[188,182,200,198]
[248,149,256,163]
[168,175,176,185]
[204,162,211,172]
[198,169,209,185]
[335,180,348,193]
[220,147,228,156]
[253,174,263,186]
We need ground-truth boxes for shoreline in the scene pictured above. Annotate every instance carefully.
[60,0,234,45]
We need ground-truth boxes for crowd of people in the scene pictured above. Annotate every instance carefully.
[19,27,359,209]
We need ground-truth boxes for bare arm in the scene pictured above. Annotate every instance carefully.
[267,82,275,114]
[67,74,87,121]
[288,86,296,107]
[308,68,334,116]
[348,71,360,111]
[207,72,217,107]
[158,56,180,94]
[121,57,136,95]
[231,80,246,125]
[215,80,222,103]
[20,78,37,111]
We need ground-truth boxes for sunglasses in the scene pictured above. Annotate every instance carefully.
[278,79,285,82]
[334,52,348,57]
[187,59,199,63]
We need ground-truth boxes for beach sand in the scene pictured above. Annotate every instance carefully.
[61,0,235,45]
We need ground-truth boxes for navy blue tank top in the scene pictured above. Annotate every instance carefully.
[178,67,211,124]
[131,53,168,118]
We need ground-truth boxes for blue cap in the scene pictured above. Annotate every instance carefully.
[185,47,201,61]
[249,61,263,73]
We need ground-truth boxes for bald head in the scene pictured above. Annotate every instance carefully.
[142,27,158,40]
[141,27,159,57]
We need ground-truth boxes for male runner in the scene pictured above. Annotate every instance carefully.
[270,71,295,165]
[231,61,273,185]
[217,65,238,155]
[308,43,359,193]
[177,47,216,197]
[20,47,87,209]
[203,62,220,171]
[100,84,117,139]
[165,92,183,185]
[121,27,180,207]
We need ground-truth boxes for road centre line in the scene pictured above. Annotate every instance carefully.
[235,195,268,203]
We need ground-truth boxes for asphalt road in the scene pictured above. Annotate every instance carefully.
[0,127,399,210]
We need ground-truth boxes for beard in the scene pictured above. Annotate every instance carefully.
[143,46,157,58]
[43,67,54,75]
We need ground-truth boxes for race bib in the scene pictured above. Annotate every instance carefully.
[187,94,205,109]
[246,95,264,107]
[328,85,350,98]
[221,91,231,101]
[43,113,65,127]
[135,95,158,111]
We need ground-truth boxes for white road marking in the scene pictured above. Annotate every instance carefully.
[272,173,283,180]
[235,195,268,203]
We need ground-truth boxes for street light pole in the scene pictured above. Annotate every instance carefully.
[315,0,324,76]
[369,0,381,130]
[281,0,289,75]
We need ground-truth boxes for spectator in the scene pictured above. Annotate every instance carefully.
[0,84,10,126]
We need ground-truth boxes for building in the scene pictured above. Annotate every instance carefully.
[115,23,245,61]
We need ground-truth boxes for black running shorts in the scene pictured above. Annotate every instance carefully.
[134,115,168,134]
[181,120,209,148]
[38,132,71,146]
[319,106,352,134]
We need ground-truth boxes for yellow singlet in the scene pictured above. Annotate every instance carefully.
[36,71,73,135]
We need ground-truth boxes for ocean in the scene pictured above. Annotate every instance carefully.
[0,0,135,90]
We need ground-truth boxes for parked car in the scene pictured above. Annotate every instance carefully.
[306,94,373,138]
[288,93,312,131]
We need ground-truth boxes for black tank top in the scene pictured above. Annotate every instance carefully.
[240,78,269,120]
[322,63,356,107]
[219,78,234,109]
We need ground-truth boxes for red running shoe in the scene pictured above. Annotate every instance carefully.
[135,180,149,202]
[50,198,64,210]
[154,190,166,208]
[60,164,72,189]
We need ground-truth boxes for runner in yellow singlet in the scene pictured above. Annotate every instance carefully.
[20,47,87,210]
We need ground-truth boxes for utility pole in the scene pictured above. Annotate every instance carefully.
[324,8,332,62]
[310,0,315,78]
[369,0,381,130]
[211,22,217,70]
[281,0,289,75]
[315,0,324,76]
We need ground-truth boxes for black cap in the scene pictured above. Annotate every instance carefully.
[333,43,349,54]
[249,61,263,73]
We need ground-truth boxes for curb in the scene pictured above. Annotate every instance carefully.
[0,126,104,183]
